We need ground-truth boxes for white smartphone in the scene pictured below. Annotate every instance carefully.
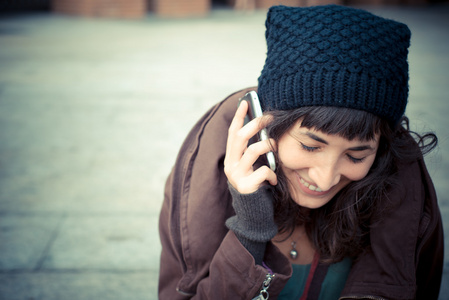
[239,91,276,171]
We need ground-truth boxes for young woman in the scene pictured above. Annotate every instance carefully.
[158,5,444,300]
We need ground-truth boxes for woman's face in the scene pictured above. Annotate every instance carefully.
[277,121,380,209]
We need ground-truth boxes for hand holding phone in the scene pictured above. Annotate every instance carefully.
[224,91,278,194]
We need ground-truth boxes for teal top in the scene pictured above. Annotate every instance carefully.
[278,257,352,300]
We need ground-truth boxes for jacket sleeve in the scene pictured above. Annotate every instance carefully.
[158,88,291,299]
[194,231,291,299]
[159,178,291,299]
[415,158,444,299]
[341,154,444,300]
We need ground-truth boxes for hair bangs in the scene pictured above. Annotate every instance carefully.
[294,106,381,141]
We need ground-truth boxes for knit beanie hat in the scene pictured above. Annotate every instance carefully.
[257,5,411,126]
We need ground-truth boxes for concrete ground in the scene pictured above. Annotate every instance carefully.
[0,4,448,300]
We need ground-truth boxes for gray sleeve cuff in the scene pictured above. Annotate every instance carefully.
[226,183,278,264]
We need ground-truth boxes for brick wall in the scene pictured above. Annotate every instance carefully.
[151,0,210,17]
[256,0,343,8]
[347,0,428,4]
[52,0,147,18]
[51,0,441,18]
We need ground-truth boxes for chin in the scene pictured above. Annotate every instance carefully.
[292,195,333,209]
[288,182,349,209]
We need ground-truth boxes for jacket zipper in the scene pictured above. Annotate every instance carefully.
[252,273,276,300]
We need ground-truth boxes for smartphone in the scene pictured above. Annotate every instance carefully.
[239,91,276,171]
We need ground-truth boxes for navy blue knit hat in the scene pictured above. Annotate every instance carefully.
[258,5,411,126]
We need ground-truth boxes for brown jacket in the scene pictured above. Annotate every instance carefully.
[158,88,444,299]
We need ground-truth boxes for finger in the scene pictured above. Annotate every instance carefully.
[267,138,277,152]
[225,100,249,167]
[227,115,271,166]
[250,165,278,188]
[258,114,274,131]
[228,99,248,135]
[225,103,269,167]
[227,165,277,194]
[239,139,274,170]
[237,114,273,141]
[228,103,273,151]
[227,139,277,190]
[225,104,274,177]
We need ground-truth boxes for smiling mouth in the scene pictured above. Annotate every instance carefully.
[298,176,330,194]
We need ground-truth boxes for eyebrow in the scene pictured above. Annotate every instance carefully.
[305,132,375,151]
[306,132,328,144]
[348,145,375,151]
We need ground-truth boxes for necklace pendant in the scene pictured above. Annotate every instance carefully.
[290,241,298,259]
[290,249,298,259]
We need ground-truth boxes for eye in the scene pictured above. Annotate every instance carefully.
[300,143,320,152]
[347,154,365,164]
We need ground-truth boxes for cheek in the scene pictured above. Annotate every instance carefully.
[346,168,369,182]
[344,158,376,181]
[277,139,305,168]
[278,149,304,171]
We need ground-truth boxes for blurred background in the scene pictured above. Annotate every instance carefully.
[0,0,448,299]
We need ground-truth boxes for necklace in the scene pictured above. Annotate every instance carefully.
[289,227,305,260]
[290,241,298,259]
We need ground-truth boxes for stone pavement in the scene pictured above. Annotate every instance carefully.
[0,5,448,300]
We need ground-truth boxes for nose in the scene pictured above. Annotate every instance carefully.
[308,159,341,192]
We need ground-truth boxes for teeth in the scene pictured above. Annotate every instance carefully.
[300,178,324,192]
[300,178,309,187]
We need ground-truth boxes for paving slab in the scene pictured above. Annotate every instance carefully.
[41,215,160,271]
[0,272,158,300]
[0,214,63,270]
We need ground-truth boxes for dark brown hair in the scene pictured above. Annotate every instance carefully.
[266,106,437,263]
